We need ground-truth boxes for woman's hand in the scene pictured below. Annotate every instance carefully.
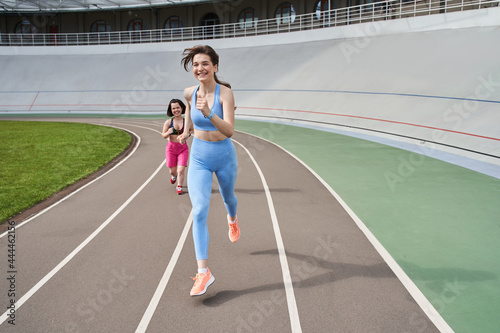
[162,126,174,139]
[196,92,211,117]
[177,133,188,145]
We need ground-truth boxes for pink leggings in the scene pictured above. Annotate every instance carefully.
[165,141,189,168]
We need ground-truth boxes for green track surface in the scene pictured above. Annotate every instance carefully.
[235,119,500,333]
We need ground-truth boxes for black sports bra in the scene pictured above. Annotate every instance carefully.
[170,118,184,135]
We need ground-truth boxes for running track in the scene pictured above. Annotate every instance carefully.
[0,117,446,333]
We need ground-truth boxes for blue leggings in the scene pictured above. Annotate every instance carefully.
[188,137,238,260]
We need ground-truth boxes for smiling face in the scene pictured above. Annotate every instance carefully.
[192,53,217,83]
[170,102,182,116]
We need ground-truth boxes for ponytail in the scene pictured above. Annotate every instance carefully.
[214,73,231,89]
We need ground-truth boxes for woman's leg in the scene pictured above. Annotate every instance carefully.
[177,166,186,186]
[215,141,239,243]
[215,142,238,218]
[177,145,189,187]
[165,141,178,182]
[188,158,213,263]
[169,166,178,179]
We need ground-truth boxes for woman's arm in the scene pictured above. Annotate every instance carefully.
[161,119,173,139]
[188,122,194,136]
[178,87,194,144]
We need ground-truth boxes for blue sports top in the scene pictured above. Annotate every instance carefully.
[190,83,223,131]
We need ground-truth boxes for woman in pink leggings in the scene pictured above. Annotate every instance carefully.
[162,99,192,195]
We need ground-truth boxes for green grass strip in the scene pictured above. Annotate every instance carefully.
[0,121,131,223]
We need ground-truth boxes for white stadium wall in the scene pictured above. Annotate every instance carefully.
[1,7,499,165]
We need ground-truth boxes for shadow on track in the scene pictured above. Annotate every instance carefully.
[202,249,395,307]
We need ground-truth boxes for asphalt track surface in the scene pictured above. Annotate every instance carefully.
[0,118,442,333]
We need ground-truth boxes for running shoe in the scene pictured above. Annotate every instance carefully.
[176,186,183,195]
[228,215,240,243]
[190,268,215,296]
[170,176,177,184]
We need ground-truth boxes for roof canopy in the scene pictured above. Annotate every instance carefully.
[0,0,207,12]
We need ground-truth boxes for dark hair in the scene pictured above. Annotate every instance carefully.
[181,45,231,89]
[167,99,186,117]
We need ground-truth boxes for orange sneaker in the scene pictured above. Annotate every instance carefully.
[228,215,240,243]
[190,268,215,296]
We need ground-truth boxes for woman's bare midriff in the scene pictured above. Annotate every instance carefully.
[169,134,180,142]
[194,129,227,142]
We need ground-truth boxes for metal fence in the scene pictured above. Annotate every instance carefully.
[1,0,498,46]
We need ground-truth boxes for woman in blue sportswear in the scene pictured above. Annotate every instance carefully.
[177,45,240,296]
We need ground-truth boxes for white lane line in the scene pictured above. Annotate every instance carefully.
[110,122,162,134]
[233,139,303,333]
[237,132,454,333]
[135,210,193,333]
[0,160,166,326]
[115,119,164,127]
[0,126,141,239]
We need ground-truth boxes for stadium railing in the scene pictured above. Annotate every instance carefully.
[0,0,498,46]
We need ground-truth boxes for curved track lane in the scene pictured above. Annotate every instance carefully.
[0,118,441,332]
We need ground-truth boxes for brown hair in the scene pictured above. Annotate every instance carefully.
[181,45,231,89]
[167,98,186,117]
